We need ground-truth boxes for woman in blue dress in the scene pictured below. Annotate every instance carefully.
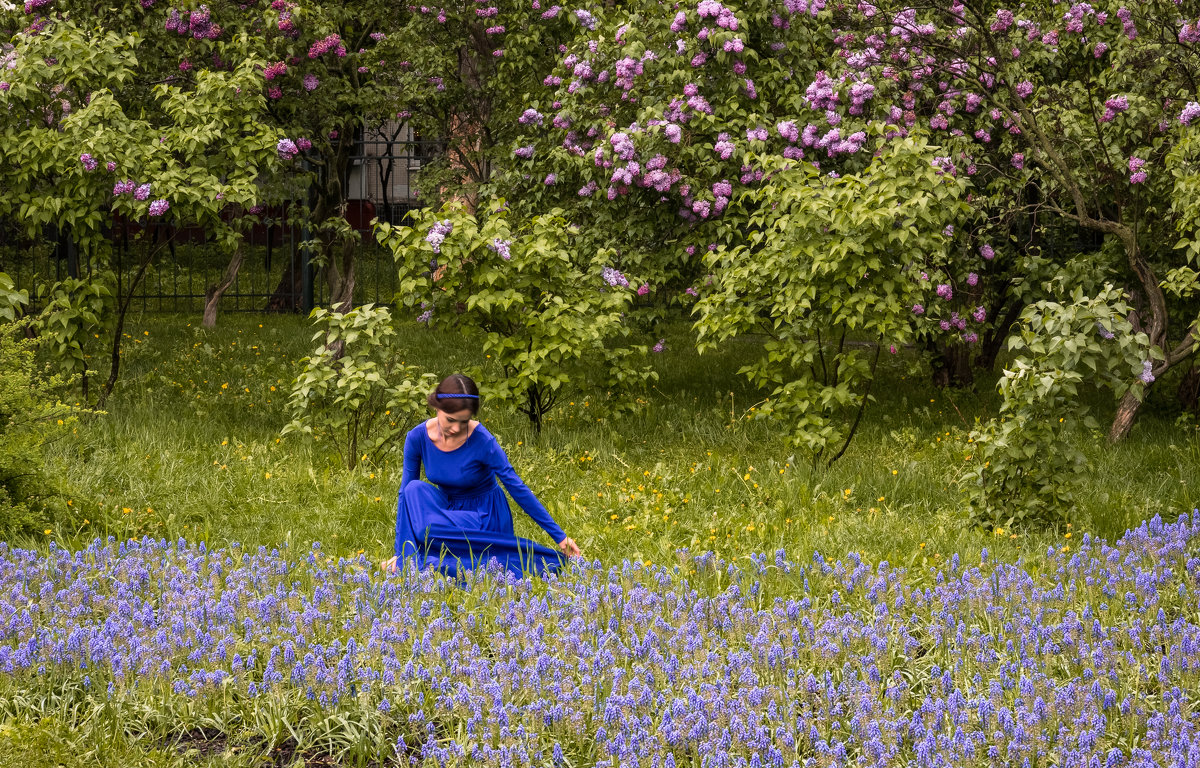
[380,374,582,579]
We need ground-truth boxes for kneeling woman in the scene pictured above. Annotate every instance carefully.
[381,374,581,579]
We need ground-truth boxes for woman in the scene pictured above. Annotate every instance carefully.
[380,374,582,579]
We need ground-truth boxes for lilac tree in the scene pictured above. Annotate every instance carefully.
[0,7,282,403]
[821,0,1200,439]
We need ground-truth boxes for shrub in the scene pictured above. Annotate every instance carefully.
[0,321,77,538]
[283,304,437,470]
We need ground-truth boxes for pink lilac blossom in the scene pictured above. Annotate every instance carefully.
[980,244,995,259]
[106,161,116,172]
[967,272,979,286]
[714,134,736,160]
[277,139,299,160]
[263,61,287,80]
[1179,102,1200,125]
[303,74,319,91]
[134,183,152,201]
[1101,96,1129,122]
[1014,80,1034,99]
[148,199,170,217]
[936,284,953,300]
[79,153,98,171]
[652,339,665,352]
[972,306,987,323]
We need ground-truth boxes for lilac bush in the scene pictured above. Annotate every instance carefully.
[3,512,1199,766]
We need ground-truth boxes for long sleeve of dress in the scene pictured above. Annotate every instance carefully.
[400,428,423,492]
[485,437,567,544]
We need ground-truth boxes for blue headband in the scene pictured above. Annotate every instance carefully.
[436,393,479,399]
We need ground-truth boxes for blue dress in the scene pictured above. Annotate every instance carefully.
[394,421,567,579]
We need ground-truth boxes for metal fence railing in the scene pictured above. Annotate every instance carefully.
[0,138,438,315]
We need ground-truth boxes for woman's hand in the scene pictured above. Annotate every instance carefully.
[558,537,581,558]
[380,555,398,574]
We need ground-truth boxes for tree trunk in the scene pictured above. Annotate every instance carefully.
[976,301,1024,372]
[931,342,974,388]
[1109,388,1142,443]
[202,246,245,328]
[98,233,170,408]
[1178,363,1199,413]
[327,238,357,313]
[266,245,304,312]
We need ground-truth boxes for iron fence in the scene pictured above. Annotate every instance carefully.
[0,138,438,315]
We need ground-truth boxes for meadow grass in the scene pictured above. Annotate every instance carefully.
[31,310,1199,576]
[3,310,1199,767]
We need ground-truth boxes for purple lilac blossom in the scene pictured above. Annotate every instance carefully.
[601,267,628,287]
[425,220,453,253]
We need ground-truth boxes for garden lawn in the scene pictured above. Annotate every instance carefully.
[0,311,1195,766]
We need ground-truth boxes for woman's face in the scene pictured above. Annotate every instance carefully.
[436,408,473,438]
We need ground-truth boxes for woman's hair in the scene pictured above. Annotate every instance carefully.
[427,373,480,415]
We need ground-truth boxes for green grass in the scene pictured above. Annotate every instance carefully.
[28,310,1200,578]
